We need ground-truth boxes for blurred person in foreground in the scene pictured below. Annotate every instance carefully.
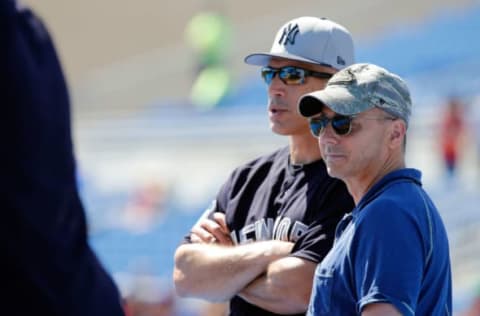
[298,63,452,315]
[0,1,124,315]
[174,16,355,315]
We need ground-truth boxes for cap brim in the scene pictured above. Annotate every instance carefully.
[244,52,331,67]
[298,86,370,117]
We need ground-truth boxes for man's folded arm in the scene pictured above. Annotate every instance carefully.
[173,240,293,302]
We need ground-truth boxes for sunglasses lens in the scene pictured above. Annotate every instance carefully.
[331,116,352,135]
[309,116,353,137]
[261,68,275,84]
[309,119,326,137]
[280,67,304,85]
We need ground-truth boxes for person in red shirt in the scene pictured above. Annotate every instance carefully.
[440,96,466,179]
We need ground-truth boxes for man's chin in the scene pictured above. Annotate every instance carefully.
[325,165,344,180]
[270,125,289,136]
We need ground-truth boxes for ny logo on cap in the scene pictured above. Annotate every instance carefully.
[278,23,299,46]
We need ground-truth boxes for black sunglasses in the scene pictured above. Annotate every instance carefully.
[261,66,333,85]
[309,114,397,137]
[309,115,355,137]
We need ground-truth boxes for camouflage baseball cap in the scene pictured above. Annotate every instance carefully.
[298,63,412,127]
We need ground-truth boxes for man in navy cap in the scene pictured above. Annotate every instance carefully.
[174,16,355,316]
[1,1,125,315]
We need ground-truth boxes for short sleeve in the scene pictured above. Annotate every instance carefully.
[351,202,424,316]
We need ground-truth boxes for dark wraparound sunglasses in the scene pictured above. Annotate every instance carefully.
[309,114,397,137]
[261,66,333,85]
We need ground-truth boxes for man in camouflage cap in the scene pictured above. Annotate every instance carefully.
[298,63,452,315]
[299,63,411,126]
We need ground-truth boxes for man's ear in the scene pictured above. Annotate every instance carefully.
[389,120,406,148]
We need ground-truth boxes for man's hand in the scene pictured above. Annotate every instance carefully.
[190,212,233,246]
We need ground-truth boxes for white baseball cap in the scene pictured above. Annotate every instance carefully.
[244,16,355,70]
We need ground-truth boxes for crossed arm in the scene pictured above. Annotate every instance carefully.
[173,213,316,313]
[238,255,317,314]
[173,239,294,302]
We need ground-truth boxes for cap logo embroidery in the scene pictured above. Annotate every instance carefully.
[278,23,299,46]
[337,56,346,66]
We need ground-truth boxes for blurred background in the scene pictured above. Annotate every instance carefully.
[25,0,480,315]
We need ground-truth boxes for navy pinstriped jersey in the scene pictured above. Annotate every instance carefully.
[199,146,354,316]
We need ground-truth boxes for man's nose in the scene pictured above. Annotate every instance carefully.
[268,74,286,95]
[320,122,339,144]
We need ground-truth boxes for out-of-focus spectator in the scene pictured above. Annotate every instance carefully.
[461,283,480,316]
[439,96,467,180]
[121,180,168,233]
[184,1,231,74]
[184,0,232,110]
